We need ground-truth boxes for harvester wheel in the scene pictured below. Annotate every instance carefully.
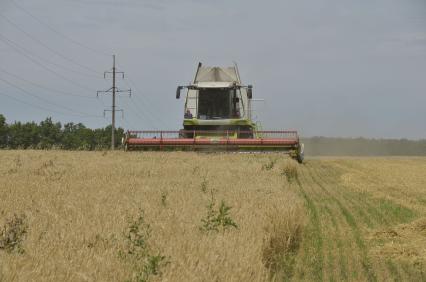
[296,143,304,164]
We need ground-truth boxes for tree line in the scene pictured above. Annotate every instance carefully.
[1,114,425,154]
[0,114,124,150]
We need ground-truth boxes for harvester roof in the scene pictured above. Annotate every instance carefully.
[193,66,241,88]
[196,82,235,88]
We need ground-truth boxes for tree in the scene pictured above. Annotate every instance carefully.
[0,114,8,148]
[62,123,94,150]
[38,117,61,149]
[8,121,40,149]
[0,114,125,150]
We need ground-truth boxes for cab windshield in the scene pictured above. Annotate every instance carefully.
[197,88,243,120]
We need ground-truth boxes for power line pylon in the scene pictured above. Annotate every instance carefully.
[97,55,131,150]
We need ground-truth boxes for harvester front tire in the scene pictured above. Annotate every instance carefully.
[296,143,304,164]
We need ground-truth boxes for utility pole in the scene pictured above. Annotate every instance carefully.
[97,55,131,150]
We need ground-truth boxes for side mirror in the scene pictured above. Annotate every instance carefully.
[176,86,183,99]
[247,85,253,99]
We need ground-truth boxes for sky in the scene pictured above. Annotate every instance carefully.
[0,0,425,139]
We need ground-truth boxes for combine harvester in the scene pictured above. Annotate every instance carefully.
[123,63,304,163]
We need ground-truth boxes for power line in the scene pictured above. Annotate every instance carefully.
[0,0,110,124]
[0,29,102,79]
[0,14,102,76]
[120,97,161,130]
[121,116,138,130]
[8,0,111,57]
[0,34,97,92]
[0,90,103,118]
[0,77,100,117]
[0,67,97,99]
[118,72,172,129]
[123,86,169,129]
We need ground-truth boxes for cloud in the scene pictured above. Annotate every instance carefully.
[406,32,426,45]
[385,32,426,49]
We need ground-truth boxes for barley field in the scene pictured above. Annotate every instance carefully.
[0,151,425,281]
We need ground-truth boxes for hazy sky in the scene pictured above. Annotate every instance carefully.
[0,0,425,139]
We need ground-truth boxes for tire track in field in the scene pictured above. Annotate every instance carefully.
[303,169,345,280]
[319,163,399,235]
[299,167,348,281]
[315,162,387,228]
[301,164,359,281]
[293,167,324,281]
[293,160,425,281]
[316,162,408,227]
[333,160,418,207]
[323,205,348,281]
[304,162,378,282]
[315,162,423,281]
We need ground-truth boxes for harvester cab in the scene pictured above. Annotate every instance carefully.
[123,62,304,163]
[176,63,255,138]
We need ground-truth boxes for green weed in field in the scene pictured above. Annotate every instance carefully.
[0,213,27,254]
[262,159,277,171]
[121,209,169,282]
[282,163,299,183]
[200,177,208,193]
[200,193,237,232]
[161,191,168,207]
